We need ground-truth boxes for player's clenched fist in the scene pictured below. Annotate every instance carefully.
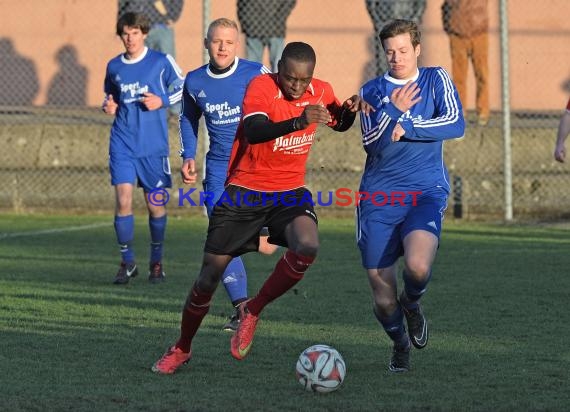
[181,158,198,184]
[102,94,118,115]
[296,104,332,129]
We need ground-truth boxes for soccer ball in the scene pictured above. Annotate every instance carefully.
[295,344,346,393]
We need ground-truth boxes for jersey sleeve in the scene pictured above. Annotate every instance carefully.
[359,83,396,155]
[399,67,465,141]
[242,76,272,119]
[160,54,185,108]
[178,77,201,160]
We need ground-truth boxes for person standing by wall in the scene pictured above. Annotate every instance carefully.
[118,0,184,58]
[442,0,490,126]
[236,0,296,72]
[365,0,426,77]
[554,97,570,162]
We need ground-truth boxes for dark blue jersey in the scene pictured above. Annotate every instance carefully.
[104,47,184,158]
[178,57,269,175]
[359,67,465,195]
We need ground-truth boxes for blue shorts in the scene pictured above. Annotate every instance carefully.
[356,192,448,269]
[109,153,172,192]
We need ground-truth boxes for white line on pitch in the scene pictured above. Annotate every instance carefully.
[0,222,110,240]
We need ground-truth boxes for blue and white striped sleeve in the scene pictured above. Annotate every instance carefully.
[359,84,398,155]
[400,67,465,141]
[160,54,185,108]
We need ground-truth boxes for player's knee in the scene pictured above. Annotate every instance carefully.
[198,256,230,292]
[292,239,319,258]
[404,260,431,282]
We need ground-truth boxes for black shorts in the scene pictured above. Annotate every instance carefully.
[204,185,318,256]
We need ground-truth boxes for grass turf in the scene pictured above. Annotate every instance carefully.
[0,214,569,411]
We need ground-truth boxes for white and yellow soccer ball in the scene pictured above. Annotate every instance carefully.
[295,344,346,393]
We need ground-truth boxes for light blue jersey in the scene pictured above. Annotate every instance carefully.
[104,47,184,158]
[179,57,270,198]
[359,67,465,196]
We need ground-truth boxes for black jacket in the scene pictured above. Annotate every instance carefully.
[237,0,296,38]
[118,0,184,25]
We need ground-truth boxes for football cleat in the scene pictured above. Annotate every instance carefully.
[148,262,166,284]
[151,346,191,374]
[113,262,138,285]
[402,304,429,349]
[222,308,240,332]
[388,344,410,373]
[230,301,259,360]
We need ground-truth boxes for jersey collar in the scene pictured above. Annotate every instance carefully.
[207,57,239,79]
[384,68,420,85]
[121,47,149,64]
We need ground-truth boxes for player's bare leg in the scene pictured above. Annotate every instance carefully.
[153,253,233,373]
[231,216,318,360]
[368,264,411,372]
[400,230,437,349]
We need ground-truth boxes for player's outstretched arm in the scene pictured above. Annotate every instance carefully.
[245,105,336,144]
[329,95,375,132]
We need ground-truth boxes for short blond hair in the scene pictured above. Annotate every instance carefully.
[207,18,239,40]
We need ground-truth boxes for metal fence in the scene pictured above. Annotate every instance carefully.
[1,0,569,220]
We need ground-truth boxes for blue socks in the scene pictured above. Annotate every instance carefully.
[401,269,432,310]
[221,257,247,305]
[149,214,167,263]
[114,215,135,263]
[374,304,410,349]
[114,214,167,264]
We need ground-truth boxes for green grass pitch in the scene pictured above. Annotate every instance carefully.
[0,213,568,411]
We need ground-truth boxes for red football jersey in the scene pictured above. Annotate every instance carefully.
[226,73,342,192]
[566,97,570,111]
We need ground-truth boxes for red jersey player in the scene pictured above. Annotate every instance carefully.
[152,41,372,374]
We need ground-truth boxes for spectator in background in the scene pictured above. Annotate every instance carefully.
[554,98,570,163]
[119,0,184,58]
[365,0,426,77]
[442,0,490,126]
[237,0,296,72]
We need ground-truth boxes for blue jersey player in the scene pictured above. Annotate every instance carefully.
[103,12,184,285]
[357,19,465,372]
[178,18,275,331]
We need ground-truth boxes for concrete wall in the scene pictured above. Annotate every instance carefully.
[1,0,569,111]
